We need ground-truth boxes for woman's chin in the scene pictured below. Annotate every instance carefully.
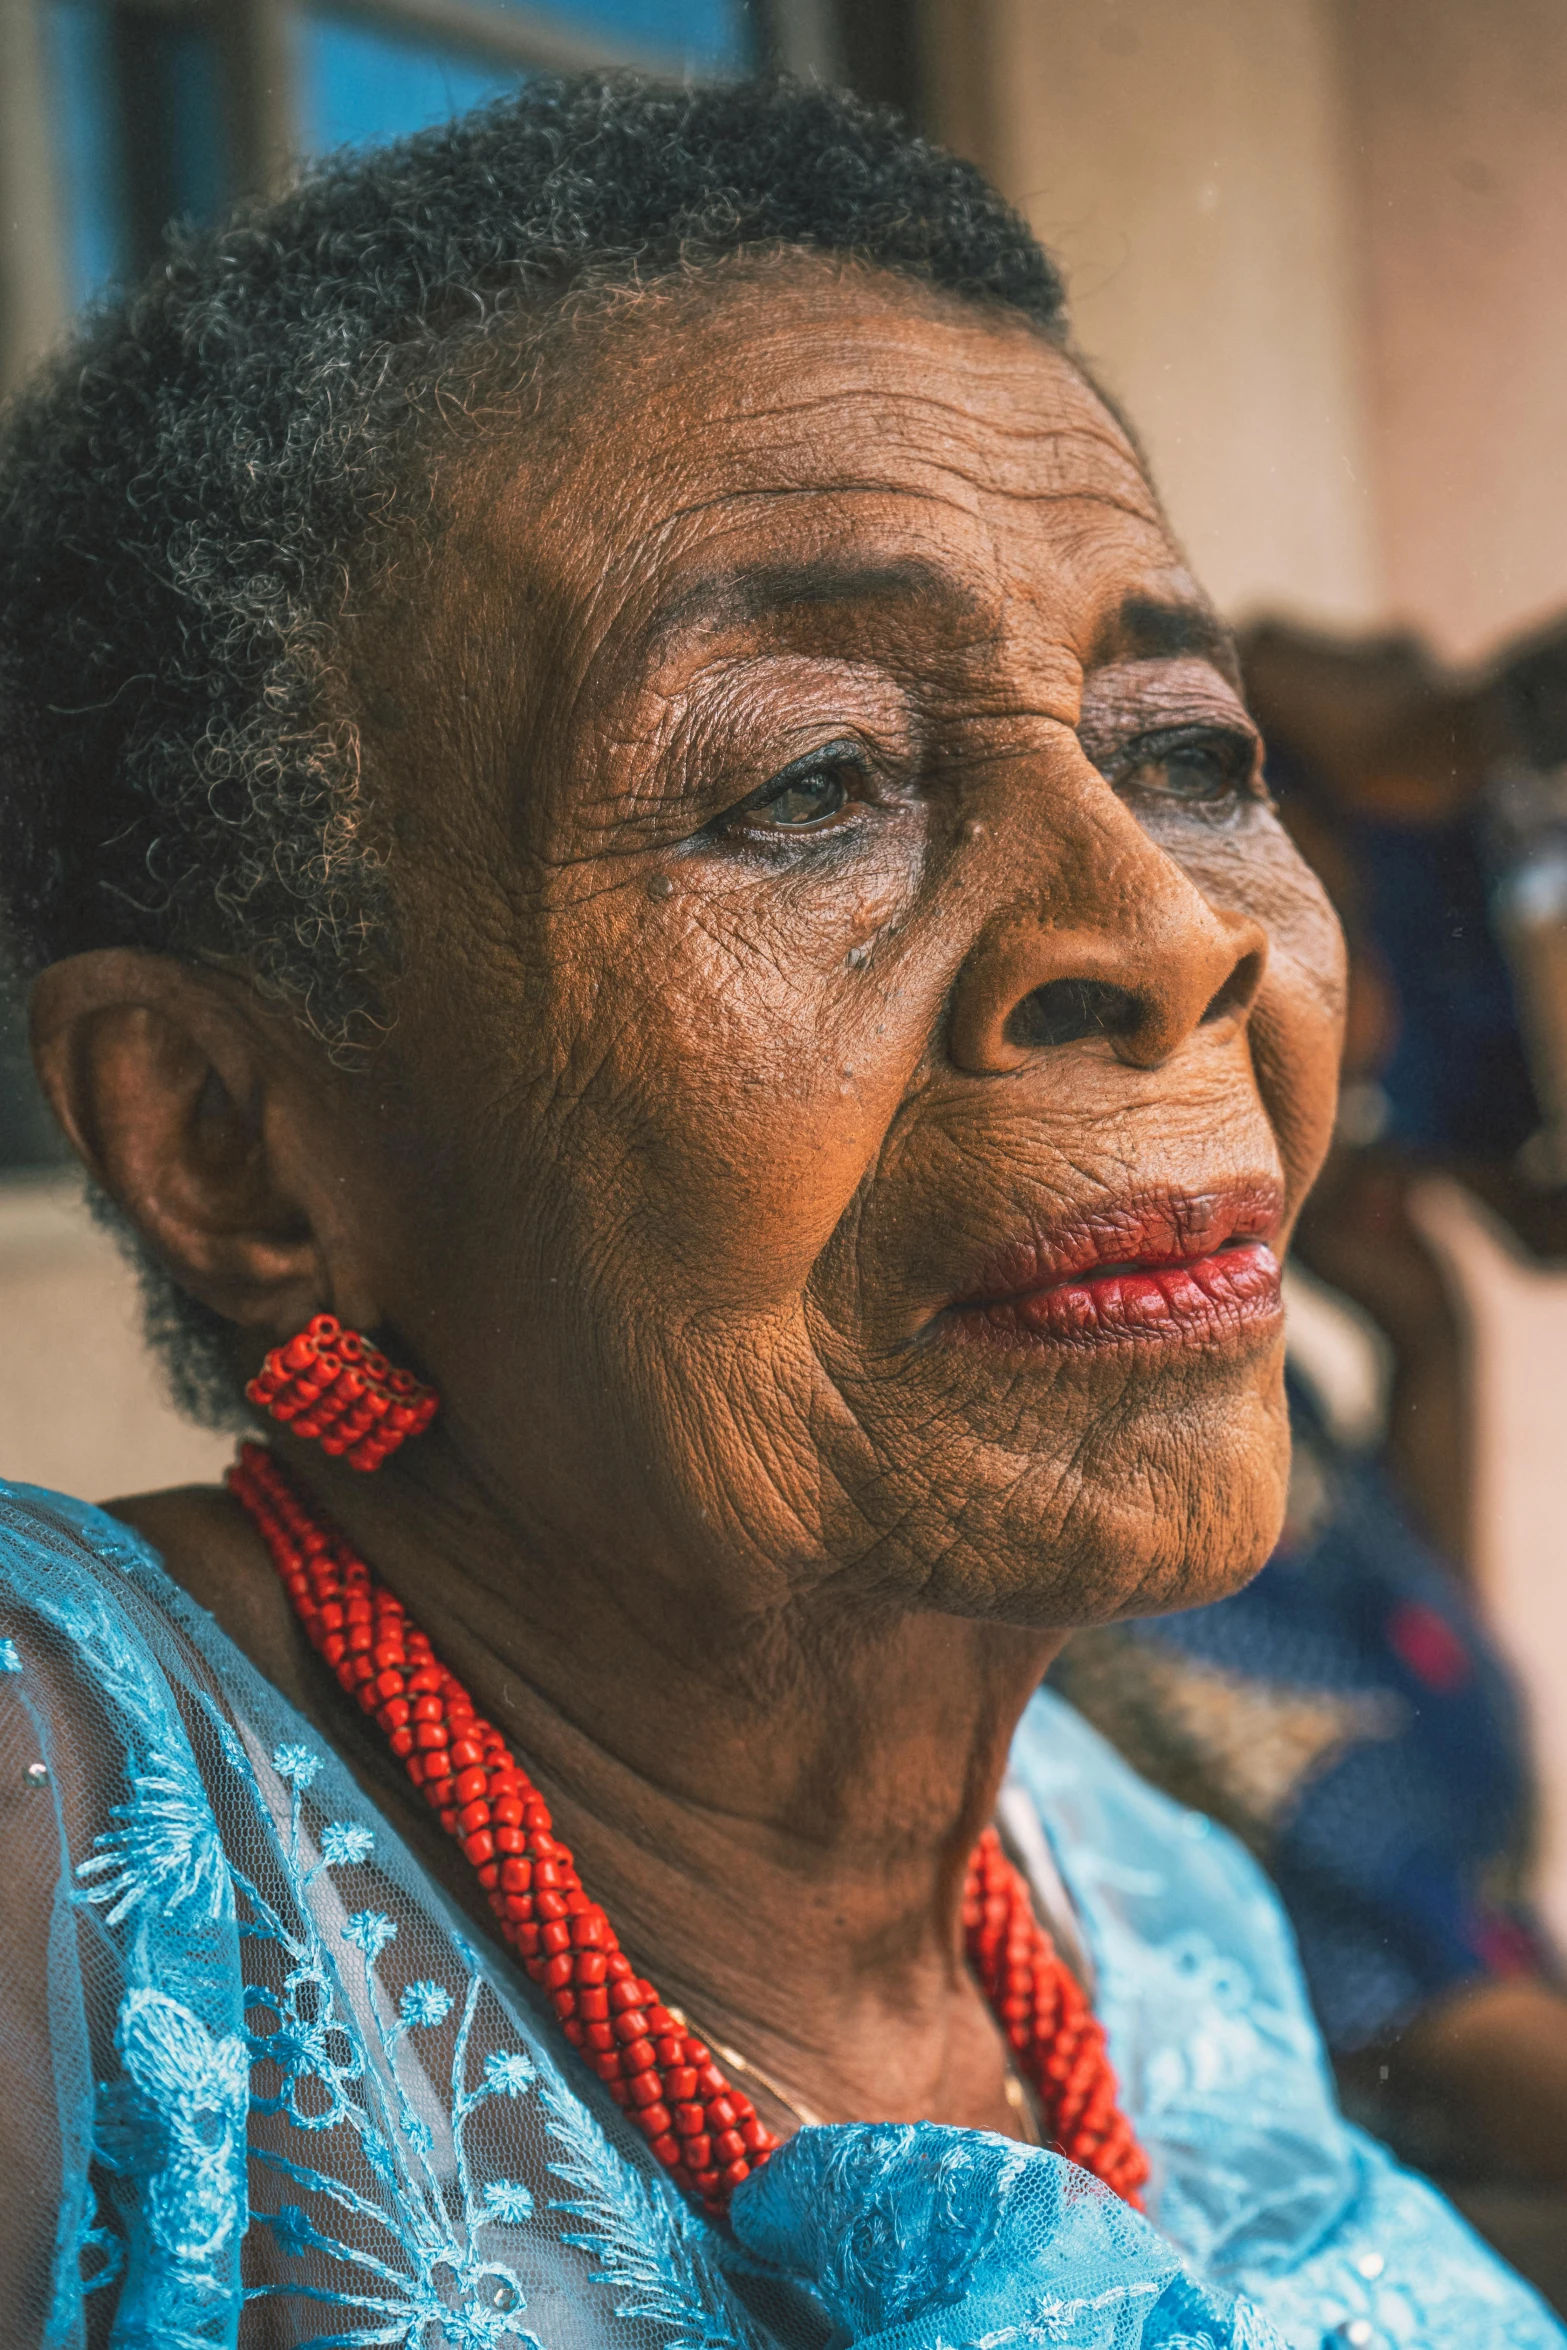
[872,1361,1292,1630]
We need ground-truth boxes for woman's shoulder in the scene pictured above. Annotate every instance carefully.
[0,1474,168,1585]
[0,1475,199,1713]
[0,1479,253,2334]
[1012,1687,1350,2254]
[1014,1687,1337,2085]
[1011,1681,1310,1973]
[0,1474,246,1744]
[1014,1685,1566,2341]
[0,1477,722,2348]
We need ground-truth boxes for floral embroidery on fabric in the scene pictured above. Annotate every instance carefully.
[238,1740,544,2343]
[95,1987,250,2264]
[6,1546,250,2342]
[273,1741,323,1788]
[730,2122,1287,2350]
[78,1750,231,1927]
[544,2068,753,2350]
[321,1820,377,1868]
[400,1981,454,2030]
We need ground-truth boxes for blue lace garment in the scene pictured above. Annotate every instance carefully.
[0,1479,1559,2350]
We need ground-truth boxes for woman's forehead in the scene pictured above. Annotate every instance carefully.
[467,275,1174,663]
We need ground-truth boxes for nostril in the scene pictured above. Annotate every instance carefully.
[1199,951,1264,1027]
[1005,978,1142,1051]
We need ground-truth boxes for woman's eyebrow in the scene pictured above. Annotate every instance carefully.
[1090,594,1241,684]
[640,556,992,658]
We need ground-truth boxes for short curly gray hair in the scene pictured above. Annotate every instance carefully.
[0,71,1068,1420]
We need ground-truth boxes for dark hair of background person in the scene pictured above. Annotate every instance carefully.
[0,74,1070,1417]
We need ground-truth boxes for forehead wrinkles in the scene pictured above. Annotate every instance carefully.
[583,383,1158,544]
[461,299,1173,794]
[542,448,1166,725]
[523,305,1158,594]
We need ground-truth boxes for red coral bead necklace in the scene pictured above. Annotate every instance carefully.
[227,1440,1150,2217]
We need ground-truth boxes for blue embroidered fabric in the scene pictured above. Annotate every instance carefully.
[0,1477,1559,2350]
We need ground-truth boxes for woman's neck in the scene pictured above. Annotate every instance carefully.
[114,1466,1064,2136]
[457,1588,1062,2130]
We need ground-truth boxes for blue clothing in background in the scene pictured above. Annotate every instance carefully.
[1354,814,1538,1158]
[1264,741,1538,1159]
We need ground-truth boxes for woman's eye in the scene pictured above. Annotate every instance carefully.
[1117,727,1258,810]
[765,765,850,827]
[720,747,865,838]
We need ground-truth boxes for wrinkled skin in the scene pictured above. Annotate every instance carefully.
[33,263,1344,2141]
[366,267,1339,1624]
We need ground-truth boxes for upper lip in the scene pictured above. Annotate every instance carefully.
[950,1179,1285,1307]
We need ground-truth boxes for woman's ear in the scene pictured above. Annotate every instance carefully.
[29,950,354,1339]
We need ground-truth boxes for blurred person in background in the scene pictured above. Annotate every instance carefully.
[1058,614,1567,2306]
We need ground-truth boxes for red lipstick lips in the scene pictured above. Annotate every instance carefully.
[948,1183,1284,1349]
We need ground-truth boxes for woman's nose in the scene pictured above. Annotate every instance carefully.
[947,810,1269,1077]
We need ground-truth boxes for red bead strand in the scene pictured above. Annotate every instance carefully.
[227,1440,1147,2216]
[962,1827,1148,2203]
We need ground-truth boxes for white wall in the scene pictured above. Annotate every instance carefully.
[1339,0,1567,660]
[921,0,1383,628]
[922,0,1567,661]
[1414,1184,1567,1949]
[0,1174,232,1504]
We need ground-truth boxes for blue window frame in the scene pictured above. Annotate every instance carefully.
[306,3,751,155]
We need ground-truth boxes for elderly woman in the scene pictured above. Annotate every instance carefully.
[0,76,1556,2350]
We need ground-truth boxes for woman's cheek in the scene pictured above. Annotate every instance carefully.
[1162,819,1346,1213]
[1249,903,1347,1215]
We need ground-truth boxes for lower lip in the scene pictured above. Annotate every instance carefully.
[951,1241,1283,1348]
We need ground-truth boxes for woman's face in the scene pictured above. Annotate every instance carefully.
[363,266,1344,1632]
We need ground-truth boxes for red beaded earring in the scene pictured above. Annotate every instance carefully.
[246,1313,439,1471]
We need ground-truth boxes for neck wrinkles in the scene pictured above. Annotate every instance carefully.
[319,1461,1064,2123]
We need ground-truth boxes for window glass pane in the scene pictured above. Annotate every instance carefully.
[161,20,227,224]
[302,20,520,153]
[45,2,759,305]
[532,0,749,65]
[44,0,226,306]
[44,0,122,305]
[301,1,754,156]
